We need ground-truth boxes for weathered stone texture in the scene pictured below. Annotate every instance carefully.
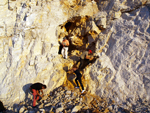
[87,5,150,106]
[0,0,150,111]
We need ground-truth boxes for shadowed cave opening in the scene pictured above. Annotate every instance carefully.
[57,16,99,69]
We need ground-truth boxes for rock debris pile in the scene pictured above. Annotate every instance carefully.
[4,86,149,113]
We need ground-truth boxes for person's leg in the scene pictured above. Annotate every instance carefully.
[78,76,84,90]
[79,59,84,70]
[85,59,90,65]
[61,47,65,58]
[32,89,37,107]
[75,77,79,88]
[36,95,39,101]
[76,58,80,65]
[64,47,68,59]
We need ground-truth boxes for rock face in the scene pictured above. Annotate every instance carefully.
[0,0,150,111]
[88,5,150,108]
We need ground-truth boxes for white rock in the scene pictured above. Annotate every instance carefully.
[71,106,82,113]
[26,13,37,26]
[66,91,71,95]
[19,106,26,113]
[40,109,45,113]
[0,0,7,5]
[56,107,64,113]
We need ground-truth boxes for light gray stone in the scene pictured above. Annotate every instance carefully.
[108,105,113,111]
[24,110,28,113]
[56,107,64,113]
[65,95,70,98]
[71,106,82,113]
[19,106,25,113]
[66,91,71,95]
[39,109,45,113]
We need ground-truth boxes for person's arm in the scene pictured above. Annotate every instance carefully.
[66,40,69,46]
[36,90,44,97]
[68,67,77,72]
[85,55,90,59]
[86,55,93,60]
[40,89,44,97]
[68,68,73,71]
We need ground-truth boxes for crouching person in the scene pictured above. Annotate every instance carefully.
[30,83,47,107]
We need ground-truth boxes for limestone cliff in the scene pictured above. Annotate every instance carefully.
[0,0,150,111]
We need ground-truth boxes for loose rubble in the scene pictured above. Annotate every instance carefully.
[4,85,150,113]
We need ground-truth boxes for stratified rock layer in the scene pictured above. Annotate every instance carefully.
[0,0,150,111]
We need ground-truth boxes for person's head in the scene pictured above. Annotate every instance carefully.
[72,64,78,71]
[88,49,92,54]
[73,64,77,68]
[63,37,67,40]
[42,85,47,89]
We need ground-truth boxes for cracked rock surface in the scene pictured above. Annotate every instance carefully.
[0,0,150,112]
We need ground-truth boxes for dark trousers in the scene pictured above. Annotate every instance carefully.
[79,58,90,70]
[75,75,84,90]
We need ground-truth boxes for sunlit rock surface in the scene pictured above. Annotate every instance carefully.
[0,0,150,112]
